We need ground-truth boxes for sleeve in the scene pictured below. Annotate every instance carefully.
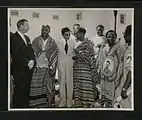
[115,46,124,88]
[26,36,35,62]
[77,44,91,61]
[89,45,101,84]
[52,40,58,71]
[10,35,29,67]
[49,39,59,77]
[123,71,131,90]
[79,44,100,84]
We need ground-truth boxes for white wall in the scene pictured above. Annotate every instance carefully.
[10,9,133,44]
[75,10,114,39]
[10,10,74,41]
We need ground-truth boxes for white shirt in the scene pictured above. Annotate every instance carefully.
[57,36,76,57]
[91,35,106,46]
[17,31,27,46]
[41,37,48,51]
[91,35,106,57]
[36,37,50,68]
[74,41,82,49]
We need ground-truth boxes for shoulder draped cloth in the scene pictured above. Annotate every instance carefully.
[32,35,58,72]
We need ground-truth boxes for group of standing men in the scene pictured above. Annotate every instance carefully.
[10,18,132,108]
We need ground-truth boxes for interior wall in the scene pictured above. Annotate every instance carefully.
[10,9,133,44]
[116,10,133,45]
[59,10,114,40]
[10,9,115,41]
[10,10,73,41]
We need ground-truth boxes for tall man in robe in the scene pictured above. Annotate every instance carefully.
[57,27,76,107]
[29,25,58,108]
[11,19,36,108]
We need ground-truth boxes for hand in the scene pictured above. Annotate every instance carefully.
[49,68,55,77]
[121,89,128,99]
[96,84,101,91]
[28,60,34,70]
[72,56,79,60]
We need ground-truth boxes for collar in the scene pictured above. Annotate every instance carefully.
[17,31,25,38]
[61,36,69,42]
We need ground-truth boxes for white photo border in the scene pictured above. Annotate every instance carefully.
[8,8,134,111]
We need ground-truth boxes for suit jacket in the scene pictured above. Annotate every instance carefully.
[11,32,35,75]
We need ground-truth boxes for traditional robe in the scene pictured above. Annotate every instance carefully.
[100,44,123,108]
[29,35,58,108]
[73,39,100,107]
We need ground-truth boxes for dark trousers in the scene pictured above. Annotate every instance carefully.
[12,69,33,108]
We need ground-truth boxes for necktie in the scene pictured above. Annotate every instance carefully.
[65,40,68,54]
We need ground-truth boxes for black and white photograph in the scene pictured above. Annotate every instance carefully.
[8,8,134,111]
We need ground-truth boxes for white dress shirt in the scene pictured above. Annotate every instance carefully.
[74,41,82,49]
[17,31,27,46]
[41,37,48,51]
[91,35,106,46]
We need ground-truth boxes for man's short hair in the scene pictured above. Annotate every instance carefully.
[106,30,117,38]
[78,27,86,35]
[17,19,28,28]
[96,24,104,30]
[61,27,70,35]
[73,24,80,28]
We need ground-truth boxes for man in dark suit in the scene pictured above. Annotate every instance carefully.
[11,19,35,108]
